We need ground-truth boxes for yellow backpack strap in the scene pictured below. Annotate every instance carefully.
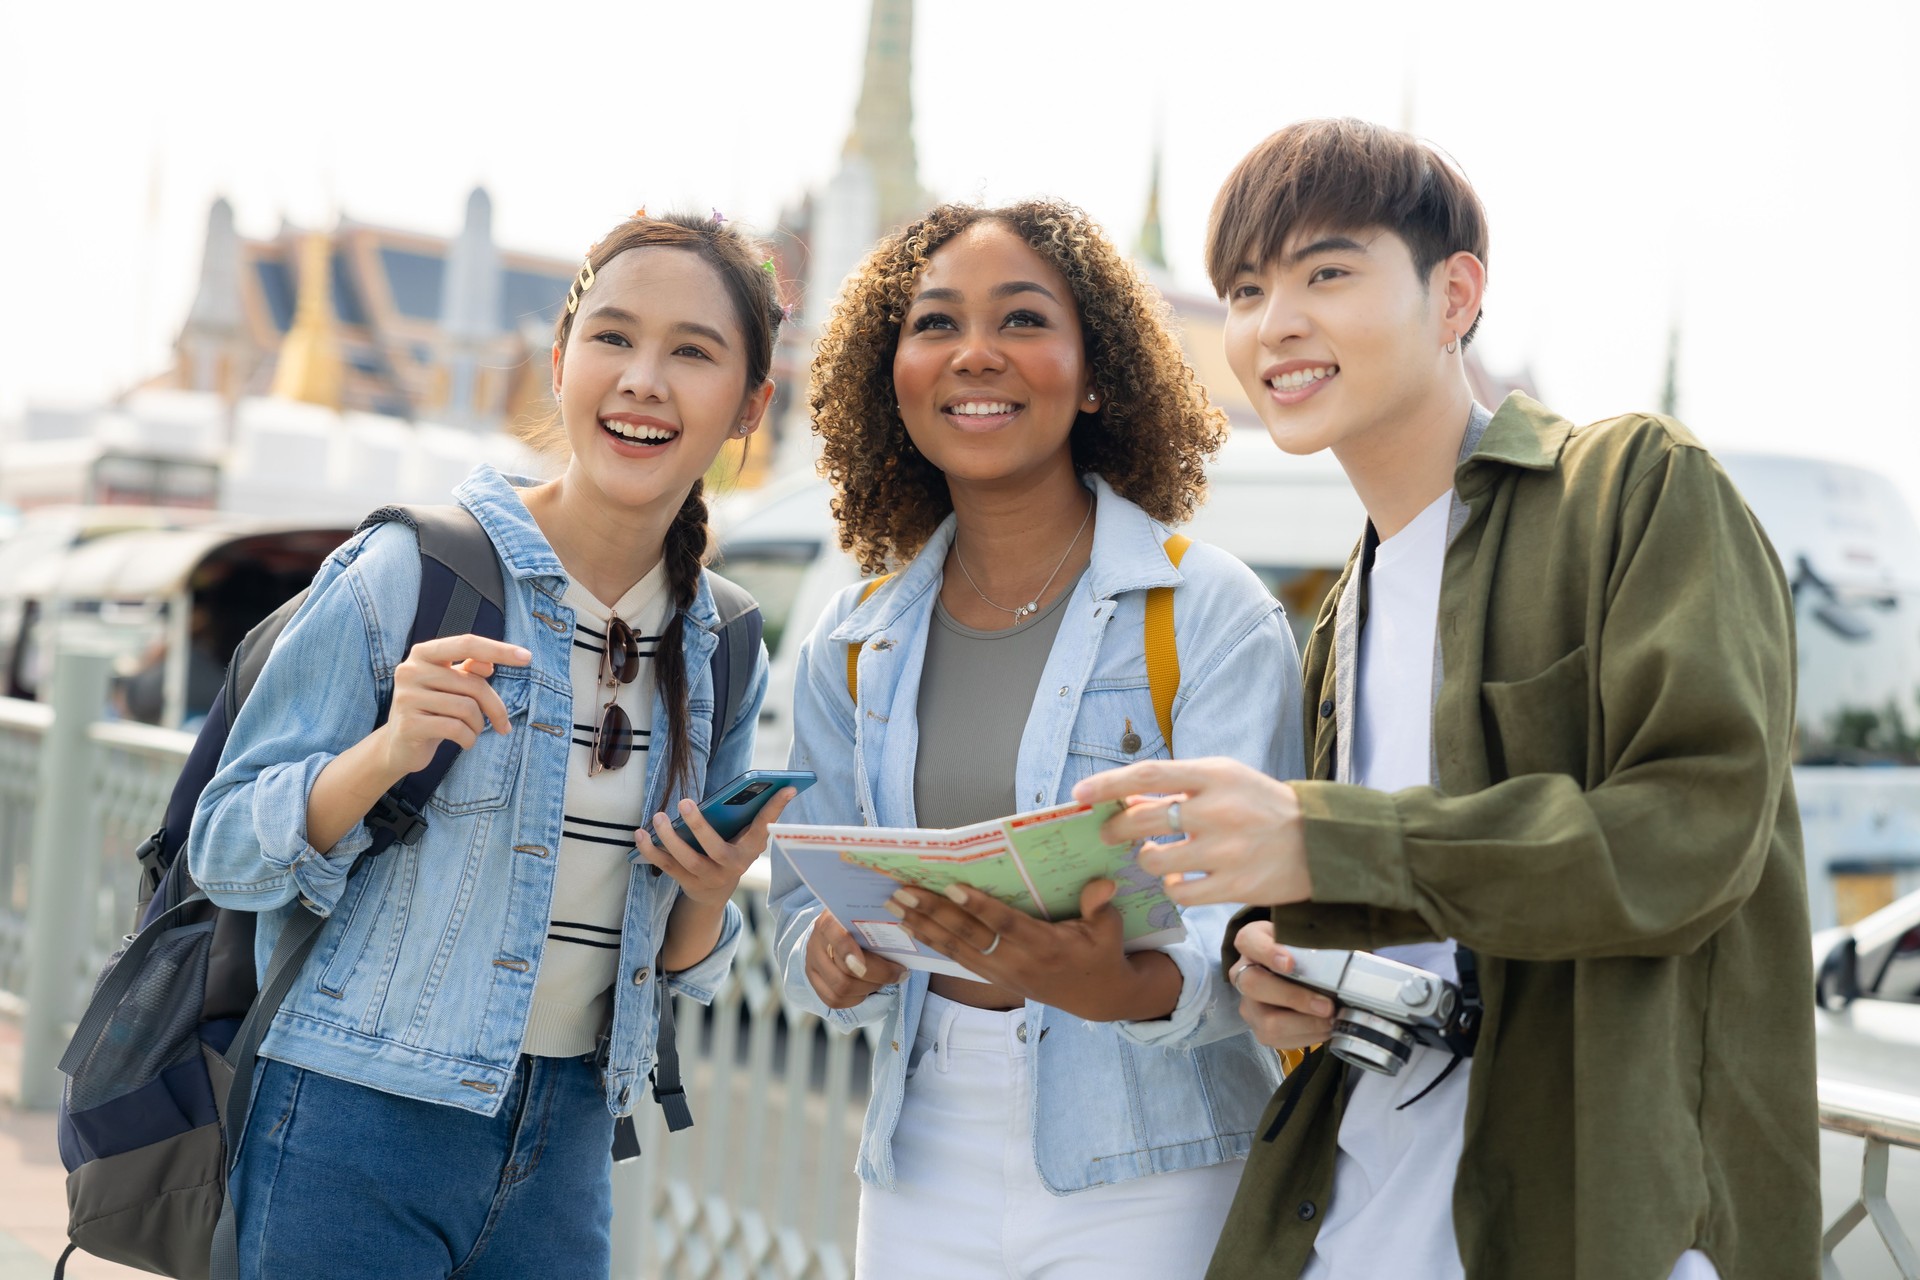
[1145,535,1191,752]
[845,575,894,705]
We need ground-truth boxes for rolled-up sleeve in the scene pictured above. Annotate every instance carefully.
[188,527,406,916]
[770,606,903,1033]
[664,897,745,1003]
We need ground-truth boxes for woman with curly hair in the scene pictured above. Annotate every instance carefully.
[768,200,1304,1276]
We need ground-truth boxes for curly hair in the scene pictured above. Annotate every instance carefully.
[810,200,1230,575]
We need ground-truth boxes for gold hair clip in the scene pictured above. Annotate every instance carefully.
[565,258,597,315]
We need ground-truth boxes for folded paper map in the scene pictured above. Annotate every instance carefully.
[772,800,1185,982]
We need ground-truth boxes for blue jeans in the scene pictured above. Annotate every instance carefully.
[230,1055,615,1279]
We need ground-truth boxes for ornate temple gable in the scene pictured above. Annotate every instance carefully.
[171,191,574,429]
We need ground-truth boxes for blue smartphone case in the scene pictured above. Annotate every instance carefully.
[652,770,817,854]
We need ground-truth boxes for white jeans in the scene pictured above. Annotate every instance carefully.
[855,993,1247,1279]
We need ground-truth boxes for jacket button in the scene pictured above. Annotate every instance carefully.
[632,966,650,986]
[1319,699,1335,718]
[1297,1200,1317,1222]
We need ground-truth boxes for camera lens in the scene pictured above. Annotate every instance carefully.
[1329,1009,1416,1076]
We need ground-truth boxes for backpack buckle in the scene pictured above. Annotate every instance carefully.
[366,792,428,846]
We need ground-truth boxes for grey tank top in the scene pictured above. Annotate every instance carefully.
[912,571,1085,829]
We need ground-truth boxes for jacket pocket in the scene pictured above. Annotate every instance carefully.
[426,672,531,815]
[316,844,403,997]
[1480,645,1589,782]
[1064,686,1165,788]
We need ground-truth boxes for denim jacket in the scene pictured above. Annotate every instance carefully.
[189,466,760,1119]
[770,476,1303,1193]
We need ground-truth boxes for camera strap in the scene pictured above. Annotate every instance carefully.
[1394,946,1484,1112]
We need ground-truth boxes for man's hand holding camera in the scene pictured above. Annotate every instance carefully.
[1076,757,1322,1052]
[1226,920,1335,1052]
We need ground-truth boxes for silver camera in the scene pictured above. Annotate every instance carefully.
[1283,947,1481,1076]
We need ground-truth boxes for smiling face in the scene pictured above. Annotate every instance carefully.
[1223,227,1473,457]
[891,221,1097,488]
[550,246,769,515]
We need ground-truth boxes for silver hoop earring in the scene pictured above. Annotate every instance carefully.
[1444,335,1460,355]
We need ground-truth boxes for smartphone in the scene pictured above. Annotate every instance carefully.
[651,769,817,855]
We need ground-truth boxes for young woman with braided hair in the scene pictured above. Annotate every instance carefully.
[191,210,791,1279]
[769,200,1302,1277]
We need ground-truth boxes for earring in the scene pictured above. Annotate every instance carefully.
[1444,334,1460,355]
[1086,393,1098,404]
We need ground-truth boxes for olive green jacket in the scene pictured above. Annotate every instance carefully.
[1209,394,1819,1280]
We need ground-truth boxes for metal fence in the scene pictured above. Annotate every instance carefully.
[5,647,1919,1280]
[0,650,866,1279]
[1822,1080,1920,1280]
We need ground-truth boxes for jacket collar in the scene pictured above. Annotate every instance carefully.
[1458,391,1573,480]
[830,474,1179,643]
[453,464,721,630]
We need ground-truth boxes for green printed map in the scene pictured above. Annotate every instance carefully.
[835,802,1181,942]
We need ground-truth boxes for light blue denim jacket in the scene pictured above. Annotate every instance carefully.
[770,477,1304,1193]
[189,466,759,1119]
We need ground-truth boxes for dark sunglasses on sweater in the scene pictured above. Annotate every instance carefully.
[590,614,640,775]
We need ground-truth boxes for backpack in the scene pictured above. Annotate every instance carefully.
[53,504,762,1280]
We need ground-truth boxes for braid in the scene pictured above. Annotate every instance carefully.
[654,478,709,796]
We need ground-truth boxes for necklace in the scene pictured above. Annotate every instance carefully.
[952,496,1094,622]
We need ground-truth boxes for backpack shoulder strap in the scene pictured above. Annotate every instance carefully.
[844,574,894,706]
[357,504,508,852]
[1145,534,1191,754]
[702,570,762,742]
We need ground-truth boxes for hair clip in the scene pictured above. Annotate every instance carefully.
[564,258,597,315]
[633,205,648,219]
[711,207,726,225]
[780,301,796,323]
[761,258,776,275]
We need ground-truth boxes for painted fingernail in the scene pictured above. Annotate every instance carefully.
[943,885,968,905]
[890,889,920,910]
[844,952,868,978]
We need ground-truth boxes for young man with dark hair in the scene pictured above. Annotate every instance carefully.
[1076,118,1818,1279]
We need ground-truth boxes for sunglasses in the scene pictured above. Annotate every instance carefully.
[589,614,641,775]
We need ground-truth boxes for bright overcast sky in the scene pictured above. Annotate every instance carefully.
[2,0,1916,500]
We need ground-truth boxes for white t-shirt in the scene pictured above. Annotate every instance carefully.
[1304,491,1718,1280]
[521,562,670,1058]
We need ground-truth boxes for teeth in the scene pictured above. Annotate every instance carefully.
[1268,366,1337,391]
[602,418,677,442]
[947,401,1017,416]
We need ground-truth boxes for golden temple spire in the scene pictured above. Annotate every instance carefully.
[1135,142,1168,271]
[843,0,926,232]
[270,231,345,409]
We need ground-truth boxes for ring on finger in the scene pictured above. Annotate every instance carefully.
[1165,800,1184,835]
[1229,959,1251,993]
[980,933,1002,957]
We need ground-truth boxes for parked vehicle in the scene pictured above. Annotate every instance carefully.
[0,515,354,729]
